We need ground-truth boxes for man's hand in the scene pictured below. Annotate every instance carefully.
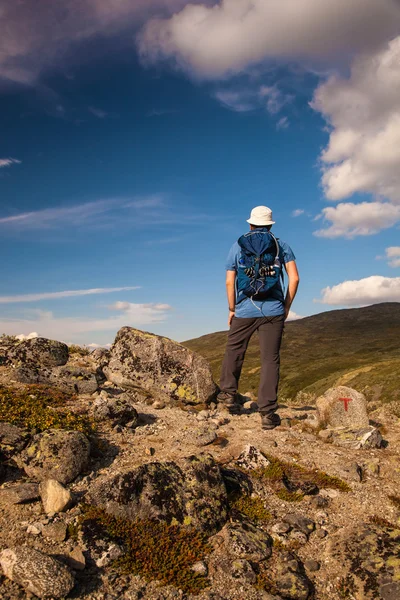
[228,310,235,327]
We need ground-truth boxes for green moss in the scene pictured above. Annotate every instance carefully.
[254,453,351,493]
[82,506,211,594]
[275,489,304,502]
[230,494,272,522]
[67,521,80,541]
[0,384,93,435]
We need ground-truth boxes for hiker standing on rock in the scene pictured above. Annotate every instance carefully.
[218,206,299,430]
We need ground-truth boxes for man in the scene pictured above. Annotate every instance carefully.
[218,206,299,430]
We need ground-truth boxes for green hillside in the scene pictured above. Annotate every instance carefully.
[183,303,400,407]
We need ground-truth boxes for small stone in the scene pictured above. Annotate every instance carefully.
[304,559,320,572]
[272,521,291,534]
[364,459,380,476]
[230,559,257,583]
[283,513,315,536]
[27,524,42,535]
[243,401,258,410]
[320,488,339,499]
[194,426,217,446]
[39,479,73,514]
[0,483,39,505]
[318,429,333,441]
[191,561,208,576]
[66,547,86,571]
[95,543,123,568]
[235,445,271,470]
[152,400,166,410]
[288,530,308,544]
[42,522,67,542]
[145,447,156,456]
[347,462,363,482]
[316,386,369,428]
[197,410,210,420]
[315,528,328,539]
[281,418,292,427]
[330,426,383,449]
[312,495,329,508]
[0,546,74,599]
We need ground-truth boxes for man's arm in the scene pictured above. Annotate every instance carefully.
[226,270,236,327]
[284,261,300,319]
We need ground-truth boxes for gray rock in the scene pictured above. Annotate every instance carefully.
[39,479,73,514]
[191,561,208,576]
[243,401,258,411]
[333,425,383,449]
[271,521,291,534]
[14,365,99,395]
[103,327,217,406]
[316,386,369,429]
[304,559,320,572]
[42,521,67,542]
[274,552,311,600]
[66,547,86,571]
[0,483,39,505]
[218,521,273,561]
[235,445,271,471]
[283,514,315,537]
[90,395,139,427]
[230,558,257,583]
[87,453,227,534]
[0,423,30,459]
[95,543,123,568]
[194,427,217,447]
[0,546,74,598]
[0,337,69,368]
[18,429,90,484]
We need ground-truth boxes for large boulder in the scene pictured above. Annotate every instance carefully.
[14,364,100,394]
[324,522,400,599]
[103,327,217,406]
[18,429,90,484]
[89,394,139,427]
[0,337,68,368]
[87,453,227,533]
[316,386,369,429]
[0,546,74,599]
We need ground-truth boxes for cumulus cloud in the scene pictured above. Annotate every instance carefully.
[386,247,400,268]
[312,36,400,205]
[138,0,400,79]
[318,276,400,306]
[314,201,400,239]
[0,0,206,85]
[0,287,140,304]
[0,302,173,342]
[0,158,21,168]
[287,311,304,321]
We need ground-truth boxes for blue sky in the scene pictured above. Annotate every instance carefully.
[1,1,399,345]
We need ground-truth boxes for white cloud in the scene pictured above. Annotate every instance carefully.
[314,201,400,239]
[276,116,289,131]
[88,106,108,118]
[318,276,400,306]
[138,0,400,79]
[386,246,400,268]
[0,302,173,342]
[287,311,304,321]
[259,85,292,115]
[312,37,400,205]
[214,89,256,113]
[292,209,305,217]
[0,0,201,85]
[0,287,140,304]
[0,158,21,168]
[214,83,292,118]
[15,332,39,341]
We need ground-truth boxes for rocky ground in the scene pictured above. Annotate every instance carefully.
[0,332,399,600]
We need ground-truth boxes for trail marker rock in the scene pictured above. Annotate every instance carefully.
[316,386,369,429]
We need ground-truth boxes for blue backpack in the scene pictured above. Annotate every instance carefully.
[236,228,284,304]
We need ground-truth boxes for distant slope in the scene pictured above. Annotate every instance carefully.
[183,303,400,404]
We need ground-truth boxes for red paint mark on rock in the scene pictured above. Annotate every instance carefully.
[339,397,353,412]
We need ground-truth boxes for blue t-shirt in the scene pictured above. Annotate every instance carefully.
[226,236,296,318]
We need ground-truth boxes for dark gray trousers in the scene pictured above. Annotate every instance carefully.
[219,314,285,414]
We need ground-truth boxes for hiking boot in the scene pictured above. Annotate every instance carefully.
[217,391,241,415]
[260,412,281,430]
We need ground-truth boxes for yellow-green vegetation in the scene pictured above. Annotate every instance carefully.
[183,304,400,403]
[230,494,272,522]
[388,495,400,510]
[275,489,304,502]
[68,344,90,356]
[250,453,350,500]
[0,384,93,435]
[82,506,211,594]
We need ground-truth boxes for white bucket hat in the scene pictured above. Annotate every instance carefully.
[246,205,275,226]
